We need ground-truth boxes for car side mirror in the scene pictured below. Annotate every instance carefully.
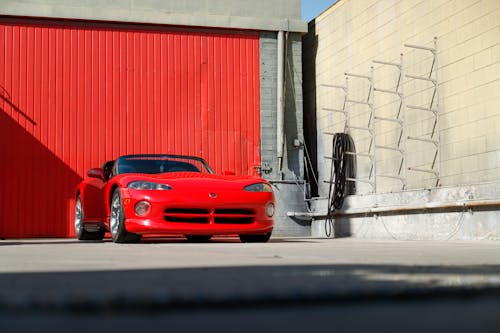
[87,168,106,181]
[222,171,236,176]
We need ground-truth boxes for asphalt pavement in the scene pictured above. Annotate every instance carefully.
[1,237,500,332]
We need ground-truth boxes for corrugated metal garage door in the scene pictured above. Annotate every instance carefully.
[0,18,261,238]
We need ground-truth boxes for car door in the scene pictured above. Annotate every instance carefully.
[82,161,115,221]
[81,173,107,221]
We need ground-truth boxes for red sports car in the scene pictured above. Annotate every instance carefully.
[74,154,275,243]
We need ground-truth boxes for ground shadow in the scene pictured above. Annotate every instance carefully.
[302,20,319,197]
[1,263,500,332]
[1,263,500,310]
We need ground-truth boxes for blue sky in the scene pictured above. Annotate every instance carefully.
[301,0,337,22]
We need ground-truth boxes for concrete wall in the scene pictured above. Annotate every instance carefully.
[302,0,500,239]
[260,31,309,236]
[284,33,306,181]
[305,0,500,197]
[310,181,500,241]
[260,32,279,179]
[260,31,305,181]
[0,0,307,32]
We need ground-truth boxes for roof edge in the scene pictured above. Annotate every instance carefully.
[0,2,307,33]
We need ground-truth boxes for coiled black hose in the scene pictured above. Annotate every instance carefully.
[325,133,356,237]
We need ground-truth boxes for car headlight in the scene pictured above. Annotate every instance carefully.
[244,183,273,192]
[128,181,173,190]
[135,201,151,216]
[265,203,275,217]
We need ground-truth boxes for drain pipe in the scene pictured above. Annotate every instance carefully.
[276,30,285,178]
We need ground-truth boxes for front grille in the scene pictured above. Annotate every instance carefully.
[214,208,255,224]
[214,217,254,224]
[164,208,255,224]
[164,208,210,223]
[214,209,254,215]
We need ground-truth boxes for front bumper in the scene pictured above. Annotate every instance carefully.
[125,218,273,236]
[120,188,274,236]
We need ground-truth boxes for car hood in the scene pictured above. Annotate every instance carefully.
[118,172,269,191]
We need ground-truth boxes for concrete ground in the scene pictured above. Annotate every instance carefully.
[1,237,500,332]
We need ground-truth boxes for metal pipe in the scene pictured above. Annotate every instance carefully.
[270,180,306,184]
[287,199,500,220]
[276,30,285,173]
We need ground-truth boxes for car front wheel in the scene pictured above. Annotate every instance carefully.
[110,188,141,243]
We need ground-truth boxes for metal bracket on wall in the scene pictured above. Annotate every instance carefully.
[321,69,377,193]
[321,79,348,191]
[372,54,407,190]
[320,80,349,133]
[254,162,273,175]
[343,69,376,193]
[404,37,440,187]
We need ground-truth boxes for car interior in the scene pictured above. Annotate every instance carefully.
[115,159,200,175]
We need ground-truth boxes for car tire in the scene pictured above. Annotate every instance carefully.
[110,188,141,243]
[239,232,272,243]
[185,235,212,242]
[74,195,105,241]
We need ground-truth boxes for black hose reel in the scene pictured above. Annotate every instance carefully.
[325,133,356,237]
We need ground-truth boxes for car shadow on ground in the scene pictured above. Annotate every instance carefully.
[0,237,320,246]
[141,236,319,244]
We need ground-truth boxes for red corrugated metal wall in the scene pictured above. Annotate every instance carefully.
[0,18,261,238]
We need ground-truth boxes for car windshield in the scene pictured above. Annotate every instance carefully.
[115,155,213,175]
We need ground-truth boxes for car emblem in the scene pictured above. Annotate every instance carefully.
[209,193,217,198]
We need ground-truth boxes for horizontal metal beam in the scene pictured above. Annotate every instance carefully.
[320,84,347,90]
[345,151,373,158]
[375,145,403,153]
[345,72,371,80]
[348,125,372,132]
[346,177,374,184]
[374,87,400,95]
[346,99,371,105]
[407,136,438,144]
[373,59,401,67]
[408,167,438,175]
[404,43,436,52]
[322,107,347,114]
[374,116,402,124]
[324,151,370,159]
[322,177,375,184]
[406,74,436,83]
[407,105,437,113]
[377,174,404,180]
[287,198,500,219]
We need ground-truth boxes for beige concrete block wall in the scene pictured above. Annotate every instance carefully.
[311,0,500,195]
